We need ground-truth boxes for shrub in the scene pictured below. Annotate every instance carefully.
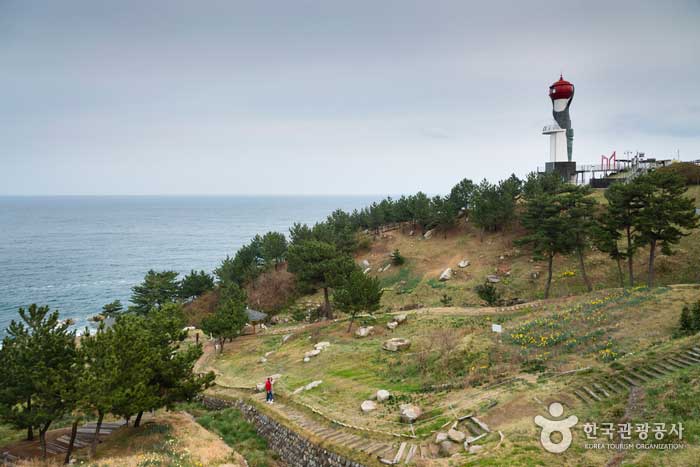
[656,162,700,186]
[439,294,453,307]
[391,249,405,266]
[475,282,500,306]
[679,305,693,334]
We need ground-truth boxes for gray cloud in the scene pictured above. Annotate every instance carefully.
[1,0,699,195]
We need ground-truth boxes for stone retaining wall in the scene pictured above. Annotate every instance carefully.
[200,395,366,467]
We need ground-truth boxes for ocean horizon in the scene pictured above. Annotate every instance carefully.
[0,195,382,333]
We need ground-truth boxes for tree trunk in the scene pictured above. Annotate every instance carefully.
[616,257,625,289]
[39,421,51,459]
[26,397,33,441]
[64,418,79,465]
[647,239,657,288]
[626,226,635,286]
[346,314,356,333]
[219,337,225,352]
[90,410,104,458]
[323,287,333,319]
[134,411,144,428]
[576,247,592,292]
[544,253,554,299]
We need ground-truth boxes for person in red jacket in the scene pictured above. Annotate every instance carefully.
[265,377,274,403]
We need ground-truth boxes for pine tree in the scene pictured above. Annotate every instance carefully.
[201,296,249,351]
[517,187,574,299]
[260,231,288,270]
[633,171,699,287]
[129,270,180,314]
[333,268,383,332]
[286,240,355,319]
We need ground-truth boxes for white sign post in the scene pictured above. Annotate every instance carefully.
[491,323,502,334]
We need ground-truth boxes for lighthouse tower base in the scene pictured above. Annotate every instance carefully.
[545,161,577,182]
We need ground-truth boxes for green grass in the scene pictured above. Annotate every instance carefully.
[0,423,22,448]
[194,407,278,467]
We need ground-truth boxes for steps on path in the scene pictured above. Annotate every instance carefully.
[1,420,126,463]
[569,347,700,405]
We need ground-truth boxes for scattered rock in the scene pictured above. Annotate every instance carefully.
[259,357,267,364]
[304,349,321,358]
[438,440,455,457]
[363,267,372,275]
[409,230,415,236]
[458,260,470,268]
[355,326,374,338]
[379,264,391,273]
[399,403,422,423]
[361,400,377,413]
[468,444,484,454]
[486,275,501,283]
[530,271,540,279]
[383,338,411,352]
[314,341,331,351]
[255,382,266,392]
[269,373,282,381]
[264,351,274,357]
[435,432,448,443]
[499,255,505,260]
[423,229,435,240]
[439,268,453,281]
[305,380,322,391]
[386,321,398,330]
[293,380,323,394]
[361,259,370,268]
[448,429,466,443]
[303,357,311,363]
[376,389,391,402]
[395,314,407,324]
[282,334,292,343]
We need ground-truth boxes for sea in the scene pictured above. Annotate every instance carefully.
[0,195,380,334]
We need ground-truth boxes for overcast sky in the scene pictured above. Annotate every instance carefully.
[1,0,699,195]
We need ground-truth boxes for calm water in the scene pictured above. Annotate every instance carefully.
[0,195,379,333]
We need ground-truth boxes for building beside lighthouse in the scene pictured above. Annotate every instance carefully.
[543,75,576,180]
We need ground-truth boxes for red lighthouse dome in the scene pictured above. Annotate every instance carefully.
[549,75,574,100]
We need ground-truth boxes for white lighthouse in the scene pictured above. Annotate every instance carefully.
[543,75,576,180]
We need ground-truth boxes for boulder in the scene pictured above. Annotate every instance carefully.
[361,400,377,413]
[361,259,370,268]
[304,349,321,359]
[399,403,422,423]
[439,268,453,281]
[423,229,435,239]
[448,429,466,443]
[530,271,540,279]
[255,382,266,392]
[386,321,398,330]
[438,440,455,457]
[383,338,411,352]
[458,260,470,268]
[314,341,331,351]
[293,380,323,394]
[486,275,500,283]
[355,326,374,338]
[468,444,484,454]
[269,373,282,381]
[409,230,415,236]
[395,314,407,324]
[282,334,292,343]
[259,357,267,364]
[435,432,448,443]
[303,357,310,363]
[264,351,274,357]
[305,380,322,390]
[376,389,391,402]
